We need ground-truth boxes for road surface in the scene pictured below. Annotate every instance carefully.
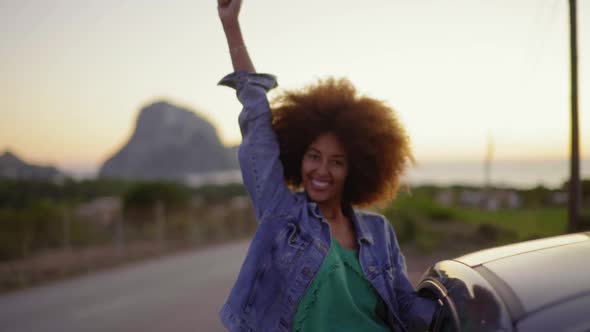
[0,240,250,332]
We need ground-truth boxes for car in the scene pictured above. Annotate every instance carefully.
[416,231,590,332]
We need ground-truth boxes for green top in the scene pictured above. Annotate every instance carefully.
[292,238,391,332]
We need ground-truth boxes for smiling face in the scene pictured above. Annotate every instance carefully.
[301,132,349,207]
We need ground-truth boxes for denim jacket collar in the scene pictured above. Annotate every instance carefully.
[304,193,374,246]
[346,204,375,245]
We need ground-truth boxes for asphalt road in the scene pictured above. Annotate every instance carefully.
[0,240,250,332]
[0,240,439,332]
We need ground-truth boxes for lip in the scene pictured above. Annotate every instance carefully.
[310,179,331,190]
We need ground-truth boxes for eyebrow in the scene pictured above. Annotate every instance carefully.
[307,147,346,158]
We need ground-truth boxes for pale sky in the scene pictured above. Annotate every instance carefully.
[0,0,588,177]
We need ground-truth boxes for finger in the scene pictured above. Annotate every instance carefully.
[229,0,241,10]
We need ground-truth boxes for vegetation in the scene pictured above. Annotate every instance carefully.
[0,177,588,292]
[454,207,567,240]
[0,178,132,208]
[0,178,258,292]
[381,184,589,253]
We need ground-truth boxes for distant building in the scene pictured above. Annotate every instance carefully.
[75,196,122,226]
[483,190,521,211]
[550,191,568,205]
[437,188,521,210]
[459,190,486,207]
[436,190,455,206]
[184,169,242,187]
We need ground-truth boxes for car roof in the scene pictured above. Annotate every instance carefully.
[455,232,590,319]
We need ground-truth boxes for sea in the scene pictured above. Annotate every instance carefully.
[403,159,590,189]
[65,159,589,190]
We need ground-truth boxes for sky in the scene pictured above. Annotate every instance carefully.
[0,0,588,180]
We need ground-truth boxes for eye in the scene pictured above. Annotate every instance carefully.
[306,153,320,160]
[331,159,345,167]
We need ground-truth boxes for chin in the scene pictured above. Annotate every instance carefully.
[306,190,335,204]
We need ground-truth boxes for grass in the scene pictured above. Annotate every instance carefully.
[381,189,584,253]
[454,207,567,241]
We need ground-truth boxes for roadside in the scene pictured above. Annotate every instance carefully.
[0,236,249,295]
[0,232,472,295]
[401,243,469,287]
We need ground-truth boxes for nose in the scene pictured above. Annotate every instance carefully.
[317,160,329,176]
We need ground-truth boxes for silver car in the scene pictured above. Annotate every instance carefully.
[417,232,590,331]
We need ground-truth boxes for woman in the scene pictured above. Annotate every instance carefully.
[217,1,440,331]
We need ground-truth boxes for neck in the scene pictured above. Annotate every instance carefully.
[318,201,345,223]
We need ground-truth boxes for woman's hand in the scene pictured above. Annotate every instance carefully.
[218,0,242,26]
[217,0,255,73]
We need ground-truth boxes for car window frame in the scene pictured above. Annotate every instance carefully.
[418,278,461,332]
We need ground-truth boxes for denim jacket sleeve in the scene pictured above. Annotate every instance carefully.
[387,222,437,331]
[218,71,295,220]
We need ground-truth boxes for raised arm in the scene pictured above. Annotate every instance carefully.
[218,0,255,72]
[217,0,296,220]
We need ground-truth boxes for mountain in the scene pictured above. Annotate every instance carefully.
[0,150,63,180]
[99,101,238,180]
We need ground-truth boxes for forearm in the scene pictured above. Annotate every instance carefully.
[388,223,437,328]
[221,18,255,72]
[218,71,293,220]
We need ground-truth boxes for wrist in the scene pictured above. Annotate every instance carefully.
[221,17,240,30]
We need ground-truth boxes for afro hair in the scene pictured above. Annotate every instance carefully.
[271,77,414,206]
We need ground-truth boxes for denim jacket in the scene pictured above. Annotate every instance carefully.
[218,71,436,332]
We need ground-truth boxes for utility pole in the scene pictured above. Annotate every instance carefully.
[568,0,580,232]
[483,133,494,209]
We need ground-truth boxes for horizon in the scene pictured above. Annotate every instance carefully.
[3,148,587,190]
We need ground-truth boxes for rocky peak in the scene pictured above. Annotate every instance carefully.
[99,101,238,180]
[0,150,63,180]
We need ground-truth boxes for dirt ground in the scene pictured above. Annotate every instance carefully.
[400,243,469,286]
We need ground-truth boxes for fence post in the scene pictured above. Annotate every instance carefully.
[115,209,125,256]
[155,200,166,251]
[62,207,71,252]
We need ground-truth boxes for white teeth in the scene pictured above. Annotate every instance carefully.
[312,179,329,188]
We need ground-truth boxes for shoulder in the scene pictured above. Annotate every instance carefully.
[353,210,403,265]
[353,209,395,236]
[353,209,400,243]
[355,209,390,226]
